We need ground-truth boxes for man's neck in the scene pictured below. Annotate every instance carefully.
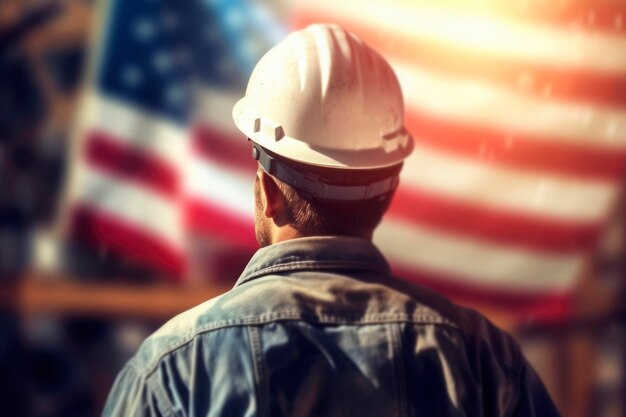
[270,225,373,245]
[270,224,306,245]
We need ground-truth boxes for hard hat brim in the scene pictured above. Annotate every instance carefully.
[232,98,414,170]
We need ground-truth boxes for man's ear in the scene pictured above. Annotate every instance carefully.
[257,170,281,219]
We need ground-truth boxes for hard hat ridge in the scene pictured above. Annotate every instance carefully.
[307,23,365,101]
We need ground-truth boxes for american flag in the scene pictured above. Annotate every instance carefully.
[66,0,626,318]
[291,0,626,318]
[65,0,283,278]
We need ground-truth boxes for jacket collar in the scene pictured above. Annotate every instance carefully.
[235,236,391,287]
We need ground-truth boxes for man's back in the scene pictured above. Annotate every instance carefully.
[103,237,559,417]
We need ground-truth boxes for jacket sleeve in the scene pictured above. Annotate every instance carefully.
[513,360,561,417]
[102,363,176,417]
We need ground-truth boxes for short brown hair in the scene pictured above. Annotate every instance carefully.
[273,175,398,238]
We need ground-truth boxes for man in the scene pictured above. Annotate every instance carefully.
[103,24,560,417]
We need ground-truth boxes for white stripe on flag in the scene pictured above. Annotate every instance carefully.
[401,144,616,222]
[185,156,255,219]
[74,165,183,246]
[194,88,243,134]
[375,219,584,291]
[394,63,626,149]
[80,93,188,167]
[300,0,626,72]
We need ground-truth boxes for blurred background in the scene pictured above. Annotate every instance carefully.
[0,0,624,416]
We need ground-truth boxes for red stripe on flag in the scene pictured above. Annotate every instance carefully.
[393,265,573,320]
[185,198,257,249]
[293,13,626,107]
[406,112,626,181]
[192,126,257,174]
[389,187,601,253]
[70,204,186,278]
[85,131,179,197]
[194,110,626,182]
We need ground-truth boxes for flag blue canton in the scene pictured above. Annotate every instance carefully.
[96,0,286,124]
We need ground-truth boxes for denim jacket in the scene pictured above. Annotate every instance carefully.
[103,236,560,417]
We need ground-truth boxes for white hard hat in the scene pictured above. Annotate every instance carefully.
[233,24,413,199]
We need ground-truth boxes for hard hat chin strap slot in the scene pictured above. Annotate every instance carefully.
[252,144,398,201]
